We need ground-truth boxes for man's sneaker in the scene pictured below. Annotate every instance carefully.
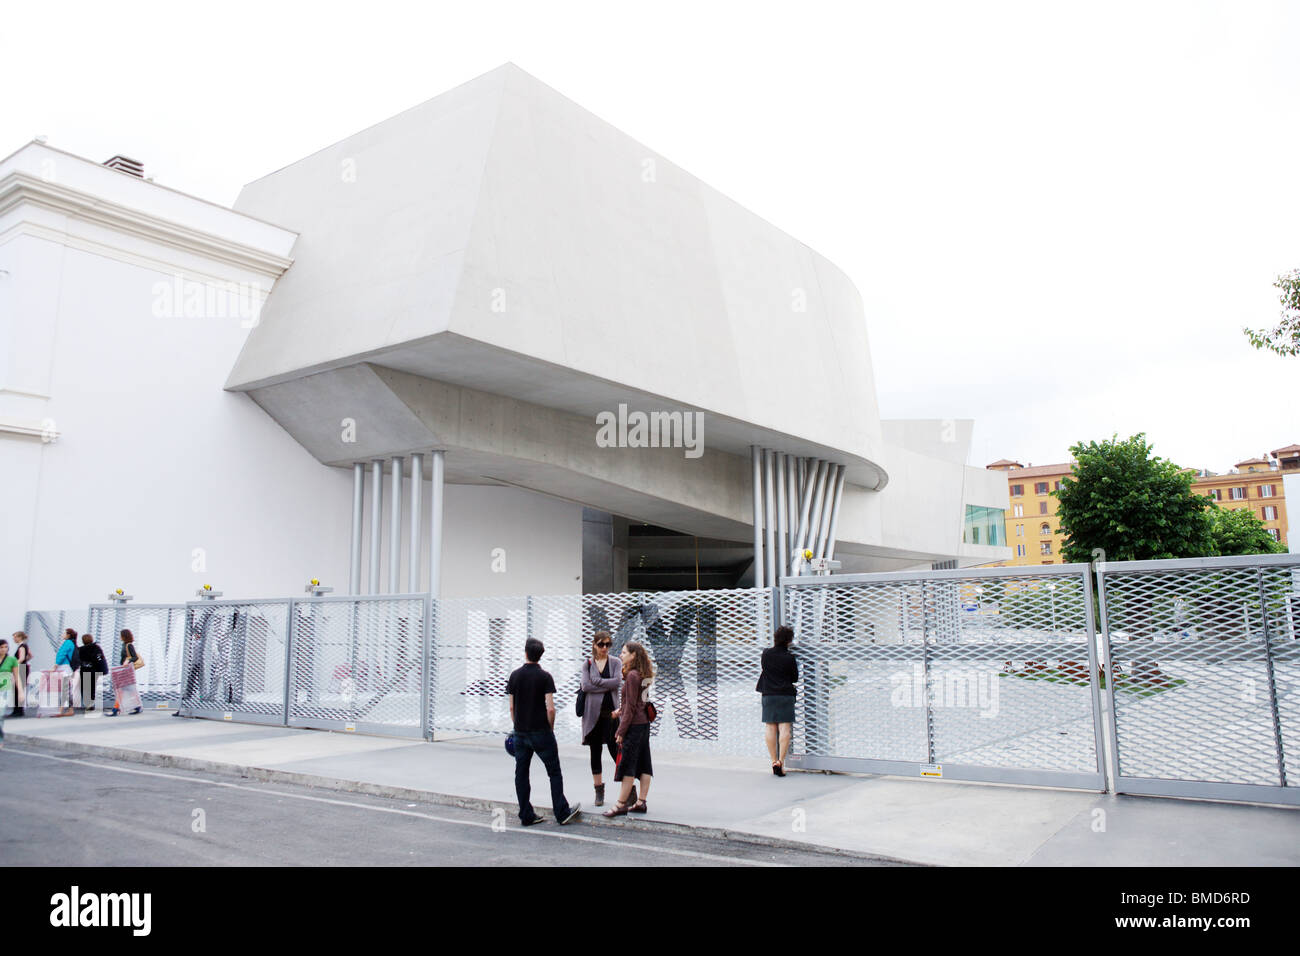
[559,803,582,825]
[521,814,546,827]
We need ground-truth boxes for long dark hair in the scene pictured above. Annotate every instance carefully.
[621,640,654,685]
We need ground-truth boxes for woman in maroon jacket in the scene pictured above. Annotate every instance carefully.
[603,640,654,817]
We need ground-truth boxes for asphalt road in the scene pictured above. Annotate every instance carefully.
[0,746,888,867]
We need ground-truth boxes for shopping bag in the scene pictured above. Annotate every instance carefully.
[110,664,142,713]
[37,668,73,716]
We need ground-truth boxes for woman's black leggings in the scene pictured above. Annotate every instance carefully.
[588,712,618,775]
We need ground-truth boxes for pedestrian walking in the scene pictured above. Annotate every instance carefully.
[113,629,144,716]
[506,637,581,827]
[603,640,654,818]
[78,633,109,711]
[578,629,623,806]
[0,638,16,747]
[11,632,32,716]
[756,625,799,776]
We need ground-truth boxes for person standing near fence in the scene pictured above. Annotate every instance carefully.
[78,633,109,712]
[54,628,80,715]
[0,639,16,746]
[579,630,623,807]
[756,625,799,776]
[113,629,143,716]
[507,638,581,827]
[604,640,654,817]
[9,632,31,717]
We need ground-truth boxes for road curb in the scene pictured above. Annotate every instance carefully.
[6,730,917,865]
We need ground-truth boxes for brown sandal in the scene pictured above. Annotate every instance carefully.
[629,800,647,814]
[603,801,630,817]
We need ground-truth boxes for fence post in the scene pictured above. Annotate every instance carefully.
[1256,569,1288,788]
[1081,568,1110,792]
[421,595,434,742]
[282,599,297,727]
[1093,561,1122,791]
[920,582,936,766]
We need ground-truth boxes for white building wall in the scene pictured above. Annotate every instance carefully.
[1,150,582,629]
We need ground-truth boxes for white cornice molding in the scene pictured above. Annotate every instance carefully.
[0,417,58,441]
[0,171,295,278]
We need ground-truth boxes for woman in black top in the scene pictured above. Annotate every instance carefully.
[756,625,799,776]
[78,634,109,711]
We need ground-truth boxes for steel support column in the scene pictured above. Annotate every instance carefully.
[763,449,777,587]
[369,460,383,594]
[389,456,403,593]
[349,463,364,595]
[429,450,446,598]
[751,446,765,589]
[775,452,789,579]
[408,453,423,594]
[823,464,846,560]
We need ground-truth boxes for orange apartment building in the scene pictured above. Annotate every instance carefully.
[985,444,1297,566]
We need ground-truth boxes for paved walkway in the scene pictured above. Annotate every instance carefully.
[4,710,1296,866]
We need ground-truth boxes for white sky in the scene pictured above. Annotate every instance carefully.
[4,0,1296,473]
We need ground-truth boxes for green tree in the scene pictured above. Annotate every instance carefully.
[1054,433,1214,563]
[1208,505,1286,556]
[1243,268,1300,357]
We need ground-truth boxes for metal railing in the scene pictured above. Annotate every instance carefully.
[783,564,1107,790]
[1096,553,1300,804]
[22,552,1300,806]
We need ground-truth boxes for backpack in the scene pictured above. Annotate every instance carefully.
[69,642,82,671]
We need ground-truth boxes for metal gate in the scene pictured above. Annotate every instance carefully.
[86,603,186,708]
[1096,553,1300,805]
[782,564,1107,790]
[286,594,429,737]
[178,599,294,725]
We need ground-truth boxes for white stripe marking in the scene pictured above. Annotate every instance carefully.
[4,748,784,867]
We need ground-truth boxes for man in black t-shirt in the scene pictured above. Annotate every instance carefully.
[507,638,580,826]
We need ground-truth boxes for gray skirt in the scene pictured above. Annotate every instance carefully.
[761,694,795,724]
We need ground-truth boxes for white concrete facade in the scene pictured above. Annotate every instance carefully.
[2,65,1007,625]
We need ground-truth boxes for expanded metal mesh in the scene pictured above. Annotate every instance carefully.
[23,609,90,661]
[180,600,292,720]
[287,596,426,732]
[87,604,186,705]
[430,587,773,757]
[784,567,1103,779]
[1098,557,1299,790]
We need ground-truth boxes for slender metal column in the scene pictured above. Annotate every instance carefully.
[823,465,847,560]
[408,453,423,594]
[786,455,799,555]
[369,459,383,594]
[751,446,765,589]
[349,463,364,595]
[775,452,788,580]
[429,450,446,598]
[805,460,830,554]
[794,458,819,553]
[798,458,808,507]
[389,456,403,593]
[763,449,777,586]
[817,465,843,558]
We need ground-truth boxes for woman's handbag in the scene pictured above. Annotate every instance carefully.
[574,660,589,718]
[643,679,657,722]
[129,646,145,671]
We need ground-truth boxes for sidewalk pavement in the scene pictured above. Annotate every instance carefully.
[4,710,1296,866]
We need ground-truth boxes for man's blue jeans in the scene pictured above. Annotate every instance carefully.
[513,728,572,823]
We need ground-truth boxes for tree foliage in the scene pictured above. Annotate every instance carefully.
[1243,268,1300,357]
[1054,434,1214,563]
[1208,505,1286,556]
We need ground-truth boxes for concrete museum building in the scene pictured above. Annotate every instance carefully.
[1,64,1009,631]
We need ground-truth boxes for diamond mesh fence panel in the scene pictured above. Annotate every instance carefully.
[287,596,427,734]
[430,587,773,757]
[1098,556,1299,793]
[180,600,292,722]
[23,609,90,661]
[783,567,1104,784]
[87,604,186,705]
